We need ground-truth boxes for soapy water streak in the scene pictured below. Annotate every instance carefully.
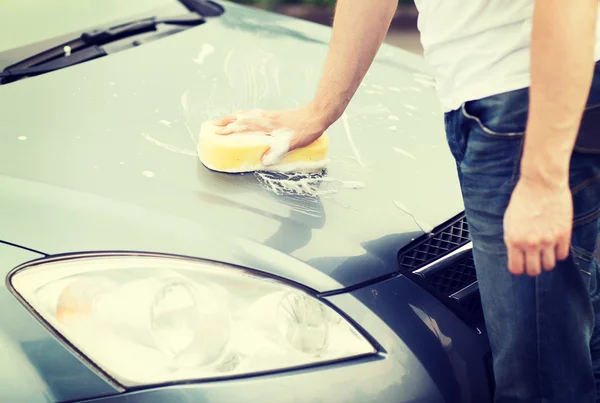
[141,132,197,157]
[341,113,366,168]
[393,200,434,234]
[256,171,365,198]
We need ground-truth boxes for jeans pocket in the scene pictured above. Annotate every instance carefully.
[460,87,529,137]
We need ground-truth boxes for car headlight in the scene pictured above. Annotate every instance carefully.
[9,253,375,387]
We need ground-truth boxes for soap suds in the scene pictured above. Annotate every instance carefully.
[158,120,172,127]
[141,132,197,157]
[388,115,400,121]
[17,136,27,141]
[222,109,272,134]
[389,126,397,132]
[403,104,418,111]
[341,113,366,168]
[142,171,155,178]
[389,87,402,92]
[371,84,383,90]
[192,44,215,65]
[393,147,417,160]
[262,128,295,166]
[63,46,71,56]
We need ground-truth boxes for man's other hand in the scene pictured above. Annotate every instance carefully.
[503,176,573,276]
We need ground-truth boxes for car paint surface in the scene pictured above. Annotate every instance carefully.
[0,0,464,291]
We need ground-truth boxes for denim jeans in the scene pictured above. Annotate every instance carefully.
[444,62,600,402]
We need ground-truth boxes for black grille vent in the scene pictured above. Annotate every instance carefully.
[426,256,477,295]
[398,213,484,325]
[399,215,470,272]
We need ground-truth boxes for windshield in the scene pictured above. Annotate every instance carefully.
[0,0,179,53]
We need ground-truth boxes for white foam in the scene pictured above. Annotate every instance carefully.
[388,115,400,121]
[157,120,172,127]
[262,128,295,166]
[192,44,215,65]
[17,136,27,141]
[142,171,155,178]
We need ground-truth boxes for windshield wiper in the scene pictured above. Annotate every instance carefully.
[0,13,205,84]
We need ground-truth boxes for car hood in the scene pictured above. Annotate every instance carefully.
[0,1,464,291]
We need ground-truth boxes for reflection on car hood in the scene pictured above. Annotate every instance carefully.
[0,1,464,291]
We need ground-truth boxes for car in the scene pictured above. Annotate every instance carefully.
[0,0,493,402]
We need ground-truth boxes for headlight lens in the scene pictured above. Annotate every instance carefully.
[10,254,375,386]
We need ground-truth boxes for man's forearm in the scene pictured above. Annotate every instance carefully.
[522,0,597,186]
[310,0,398,126]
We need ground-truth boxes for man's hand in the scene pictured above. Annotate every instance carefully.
[503,176,573,276]
[213,106,328,165]
[213,0,398,165]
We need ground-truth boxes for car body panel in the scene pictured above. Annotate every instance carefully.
[326,275,493,403]
[0,1,463,291]
[0,243,119,403]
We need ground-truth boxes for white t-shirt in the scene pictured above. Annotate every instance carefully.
[413,1,600,112]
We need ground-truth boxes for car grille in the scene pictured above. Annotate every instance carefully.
[399,214,470,271]
[397,213,484,325]
[426,255,477,295]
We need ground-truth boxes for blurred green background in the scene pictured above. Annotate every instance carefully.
[231,0,414,10]
[229,0,423,55]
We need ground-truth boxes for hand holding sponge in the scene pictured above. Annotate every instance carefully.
[197,110,330,173]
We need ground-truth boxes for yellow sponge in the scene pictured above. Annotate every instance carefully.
[197,121,329,173]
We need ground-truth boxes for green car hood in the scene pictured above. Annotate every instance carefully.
[0,1,464,291]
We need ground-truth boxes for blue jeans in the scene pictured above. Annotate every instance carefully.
[444,63,600,403]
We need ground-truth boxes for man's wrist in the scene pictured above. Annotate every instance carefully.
[307,98,346,128]
[520,148,570,189]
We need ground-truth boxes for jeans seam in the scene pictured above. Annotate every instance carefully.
[572,172,600,196]
[573,207,600,228]
[584,102,600,112]
[509,137,525,185]
[460,102,525,137]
